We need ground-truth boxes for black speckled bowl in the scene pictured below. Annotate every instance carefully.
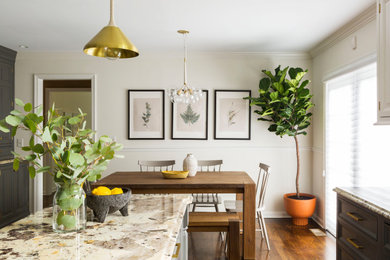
[86,188,131,223]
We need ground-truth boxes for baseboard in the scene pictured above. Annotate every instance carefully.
[263,211,290,218]
[312,214,325,229]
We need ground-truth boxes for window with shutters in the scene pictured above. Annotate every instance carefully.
[325,62,390,236]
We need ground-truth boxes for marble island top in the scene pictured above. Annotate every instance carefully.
[334,187,390,219]
[0,194,192,260]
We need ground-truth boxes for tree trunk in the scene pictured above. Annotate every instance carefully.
[294,135,300,198]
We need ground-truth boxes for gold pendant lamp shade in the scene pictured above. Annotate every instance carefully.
[83,0,139,59]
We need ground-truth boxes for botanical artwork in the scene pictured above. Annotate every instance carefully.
[133,98,160,131]
[214,90,251,140]
[128,90,165,139]
[218,98,247,132]
[180,104,200,125]
[172,90,208,139]
[142,102,151,127]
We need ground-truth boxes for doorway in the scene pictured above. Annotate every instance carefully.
[33,74,96,212]
[42,80,92,208]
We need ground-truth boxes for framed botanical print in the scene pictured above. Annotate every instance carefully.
[128,90,165,140]
[214,90,251,140]
[171,90,208,140]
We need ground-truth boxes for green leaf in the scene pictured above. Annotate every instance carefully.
[24,103,33,112]
[36,166,51,173]
[42,127,53,143]
[5,115,22,127]
[36,105,43,115]
[28,166,36,178]
[32,144,45,154]
[68,117,81,125]
[29,136,34,148]
[56,212,76,229]
[58,197,83,211]
[61,150,70,163]
[10,110,23,116]
[21,146,31,151]
[99,135,112,143]
[13,158,20,171]
[69,152,85,167]
[15,98,25,107]
[24,119,37,133]
[25,154,37,161]
[270,92,279,101]
[259,78,270,91]
[0,120,10,133]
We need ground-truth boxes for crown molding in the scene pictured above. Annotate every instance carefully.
[310,3,376,58]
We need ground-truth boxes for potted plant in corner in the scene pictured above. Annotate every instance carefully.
[245,66,315,225]
[0,99,123,232]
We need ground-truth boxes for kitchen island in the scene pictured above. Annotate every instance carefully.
[0,194,192,260]
[334,187,390,260]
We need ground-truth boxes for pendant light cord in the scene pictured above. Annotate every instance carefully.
[108,0,115,26]
[183,33,188,86]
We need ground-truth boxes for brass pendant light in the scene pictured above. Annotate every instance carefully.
[83,0,139,59]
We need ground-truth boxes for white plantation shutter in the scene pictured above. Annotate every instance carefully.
[325,63,390,236]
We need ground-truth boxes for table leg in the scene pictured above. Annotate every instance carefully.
[243,183,256,259]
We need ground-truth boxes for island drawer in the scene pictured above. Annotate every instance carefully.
[384,222,390,256]
[338,219,377,260]
[339,197,378,241]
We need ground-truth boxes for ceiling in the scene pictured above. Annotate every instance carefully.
[0,0,375,53]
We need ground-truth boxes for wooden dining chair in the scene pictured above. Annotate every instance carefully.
[138,160,175,172]
[192,160,223,212]
[224,163,271,250]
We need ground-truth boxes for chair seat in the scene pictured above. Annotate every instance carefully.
[192,194,222,204]
[224,200,243,213]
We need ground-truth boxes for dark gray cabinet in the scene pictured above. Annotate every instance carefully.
[0,45,29,229]
[0,46,15,160]
[0,161,29,228]
[337,195,390,260]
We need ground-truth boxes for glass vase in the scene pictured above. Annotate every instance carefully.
[52,182,86,232]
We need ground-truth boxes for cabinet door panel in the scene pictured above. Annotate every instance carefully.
[0,162,30,229]
[0,86,12,147]
[377,0,390,123]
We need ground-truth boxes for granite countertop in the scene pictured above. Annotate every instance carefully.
[334,187,390,219]
[0,194,192,260]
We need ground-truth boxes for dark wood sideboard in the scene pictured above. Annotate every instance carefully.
[0,45,29,229]
[337,193,390,260]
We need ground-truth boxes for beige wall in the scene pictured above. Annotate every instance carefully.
[311,20,376,226]
[15,51,312,216]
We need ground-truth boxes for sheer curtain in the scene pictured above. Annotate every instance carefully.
[325,63,390,236]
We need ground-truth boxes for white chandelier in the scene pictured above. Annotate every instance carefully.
[169,30,203,103]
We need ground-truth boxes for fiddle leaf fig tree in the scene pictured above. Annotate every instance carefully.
[245,66,313,198]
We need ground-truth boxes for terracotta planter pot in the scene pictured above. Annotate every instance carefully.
[283,193,316,226]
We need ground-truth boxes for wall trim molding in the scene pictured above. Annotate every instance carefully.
[312,146,324,153]
[310,3,376,57]
[16,50,312,61]
[120,145,314,152]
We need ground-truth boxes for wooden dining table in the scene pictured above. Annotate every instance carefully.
[93,171,256,259]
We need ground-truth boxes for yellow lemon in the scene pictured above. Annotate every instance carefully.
[111,188,123,195]
[92,186,111,196]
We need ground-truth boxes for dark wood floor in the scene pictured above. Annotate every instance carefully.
[189,218,336,260]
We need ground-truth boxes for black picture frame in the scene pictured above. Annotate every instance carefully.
[128,89,165,140]
[214,89,251,140]
[171,90,208,140]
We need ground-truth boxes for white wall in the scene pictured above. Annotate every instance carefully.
[311,20,376,226]
[15,51,312,216]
